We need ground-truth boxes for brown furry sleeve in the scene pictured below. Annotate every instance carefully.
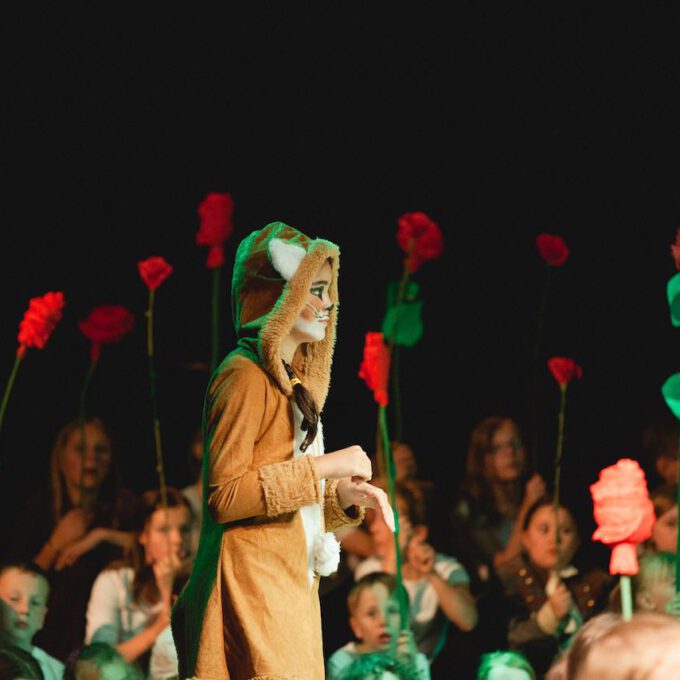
[207,359,321,523]
[323,479,365,532]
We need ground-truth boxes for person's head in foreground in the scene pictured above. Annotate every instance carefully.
[64,642,143,680]
[347,572,403,655]
[476,649,535,680]
[573,612,680,679]
[554,611,622,680]
[0,563,49,651]
[0,644,44,680]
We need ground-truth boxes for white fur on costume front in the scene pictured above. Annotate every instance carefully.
[293,404,341,584]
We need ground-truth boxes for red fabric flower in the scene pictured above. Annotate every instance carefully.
[548,357,583,388]
[590,458,655,575]
[16,291,65,358]
[79,305,135,361]
[358,332,391,407]
[196,192,234,269]
[138,256,173,291]
[671,228,680,271]
[396,211,444,273]
[536,233,569,266]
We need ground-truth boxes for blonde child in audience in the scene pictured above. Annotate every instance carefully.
[85,488,192,675]
[609,551,680,618]
[0,562,63,680]
[355,480,477,663]
[326,571,430,680]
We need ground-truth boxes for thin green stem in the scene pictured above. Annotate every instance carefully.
[0,352,23,440]
[621,575,633,621]
[210,266,221,375]
[530,265,552,472]
[379,405,408,630]
[147,290,169,519]
[553,385,567,547]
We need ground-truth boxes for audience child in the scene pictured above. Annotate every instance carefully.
[476,649,535,680]
[0,562,62,680]
[63,642,144,680]
[0,644,44,680]
[85,488,192,674]
[573,612,680,679]
[355,480,477,664]
[453,416,547,570]
[645,483,677,554]
[326,572,430,680]
[608,550,680,618]
[496,498,611,678]
[642,417,679,486]
[10,417,136,661]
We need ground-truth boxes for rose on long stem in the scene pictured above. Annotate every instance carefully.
[146,289,169,514]
[376,246,413,470]
[379,405,409,630]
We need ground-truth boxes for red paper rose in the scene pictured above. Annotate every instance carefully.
[590,458,655,575]
[79,305,135,361]
[536,233,569,266]
[16,291,65,358]
[138,256,173,291]
[358,332,391,407]
[196,192,234,269]
[548,357,583,388]
[671,228,680,271]
[396,211,444,273]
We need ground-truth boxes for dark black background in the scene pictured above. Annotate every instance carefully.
[2,3,680,569]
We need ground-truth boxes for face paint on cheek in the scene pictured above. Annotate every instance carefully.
[304,301,331,320]
[293,316,326,341]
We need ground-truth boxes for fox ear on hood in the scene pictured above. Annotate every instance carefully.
[268,238,307,281]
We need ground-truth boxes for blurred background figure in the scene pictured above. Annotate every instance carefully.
[9,417,136,662]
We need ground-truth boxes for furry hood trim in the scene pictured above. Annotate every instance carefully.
[230,221,339,410]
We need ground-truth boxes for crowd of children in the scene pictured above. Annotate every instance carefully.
[0,413,679,679]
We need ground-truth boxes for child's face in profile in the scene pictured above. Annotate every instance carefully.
[349,583,401,653]
[0,568,48,649]
[652,505,678,554]
[522,505,579,571]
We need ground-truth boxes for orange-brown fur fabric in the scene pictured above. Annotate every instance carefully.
[172,222,362,679]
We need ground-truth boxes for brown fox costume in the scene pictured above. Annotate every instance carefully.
[171,222,363,679]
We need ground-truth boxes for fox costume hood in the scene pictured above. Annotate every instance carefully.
[172,222,362,680]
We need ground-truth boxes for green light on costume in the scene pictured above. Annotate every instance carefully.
[667,273,680,327]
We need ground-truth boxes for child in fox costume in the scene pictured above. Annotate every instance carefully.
[171,221,393,680]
